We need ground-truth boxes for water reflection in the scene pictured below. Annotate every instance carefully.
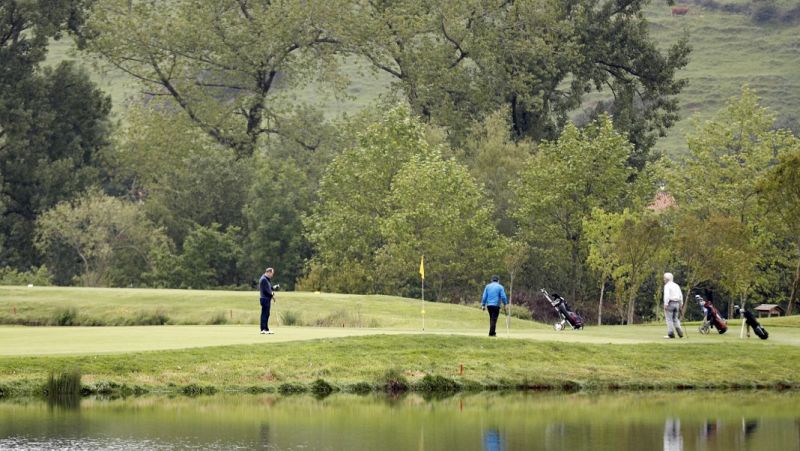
[483,428,504,451]
[664,418,683,451]
[0,392,799,451]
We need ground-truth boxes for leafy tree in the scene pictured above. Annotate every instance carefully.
[177,223,243,289]
[348,0,689,161]
[1,0,111,269]
[513,115,638,301]
[304,106,436,293]
[109,103,251,247]
[758,146,800,314]
[461,108,532,236]
[671,212,726,317]
[669,87,795,315]
[34,190,169,286]
[242,156,313,290]
[377,154,503,301]
[84,0,347,158]
[671,87,789,220]
[584,208,668,324]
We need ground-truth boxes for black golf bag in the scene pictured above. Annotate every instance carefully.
[541,289,584,330]
[734,305,769,340]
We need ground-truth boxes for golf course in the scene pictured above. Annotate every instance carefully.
[2,286,800,398]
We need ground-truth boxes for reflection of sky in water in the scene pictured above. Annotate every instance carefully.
[0,393,798,451]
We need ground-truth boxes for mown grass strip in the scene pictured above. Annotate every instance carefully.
[2,334,799,398]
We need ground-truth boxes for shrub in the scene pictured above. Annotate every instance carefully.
[0,266,52,286]
[313,309,377,328]
[51,307,79,326]
[310,379,336,398]
[207,311,228,325]
[280,310,303,326]
[347,381,374,394]
[45,369,82,396]
[378,369,409,394]
[414,374,460,393]
[128,308,170,325]
[278,383,307,395]
[508,304,532,321]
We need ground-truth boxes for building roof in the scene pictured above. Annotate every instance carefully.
[648,191,675,212]
[754,304,784,311]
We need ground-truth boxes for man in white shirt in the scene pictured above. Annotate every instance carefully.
[663,272,684,338]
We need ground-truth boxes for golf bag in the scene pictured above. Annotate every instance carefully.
[698,300,727,334]
[735,306,768,340]
[541,289,584,330]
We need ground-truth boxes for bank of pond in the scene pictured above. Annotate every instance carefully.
[1,391,799,450]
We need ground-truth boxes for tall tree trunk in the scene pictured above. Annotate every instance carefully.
[627,294,636,325]
[598,278,606,325]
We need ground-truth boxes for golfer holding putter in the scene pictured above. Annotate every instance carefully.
[259,267,276,334]
[481,275,509,337]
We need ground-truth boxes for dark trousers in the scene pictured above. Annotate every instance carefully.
[487,305,501,336]
[260,298,272,331]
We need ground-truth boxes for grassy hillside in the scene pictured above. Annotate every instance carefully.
[0,286,511,330]
[644,2,800,156]
[45,2,800,157]
[1,286,799,395]
[2,334,800,396]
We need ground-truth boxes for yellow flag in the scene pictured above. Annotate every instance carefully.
[419,255,425,280]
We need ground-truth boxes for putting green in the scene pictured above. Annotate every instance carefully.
[3,321,799,356]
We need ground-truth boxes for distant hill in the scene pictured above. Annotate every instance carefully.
[46,2,800,157]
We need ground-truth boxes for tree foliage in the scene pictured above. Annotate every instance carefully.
[1,0,111,270]
[347,0,689,160]
[584,208,668,324]
[378,154,503,300]
[757,145,800,314]
[514,115,639,300]
[304,107,436,293]
[35,190,168,286]
[84,0,347,158]
[668,87,795,315]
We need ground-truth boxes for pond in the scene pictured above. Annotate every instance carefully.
[1,392,799,450]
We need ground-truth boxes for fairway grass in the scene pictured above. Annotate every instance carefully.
[2,333,800,398]
[2,286,799,397]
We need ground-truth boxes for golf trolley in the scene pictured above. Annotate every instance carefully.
[541,289,584,331]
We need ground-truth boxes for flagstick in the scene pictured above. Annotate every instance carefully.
[421,277,425,332]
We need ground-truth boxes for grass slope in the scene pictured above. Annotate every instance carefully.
[0,286,507,329]
[1,286,800,396]
[2,334,800,397]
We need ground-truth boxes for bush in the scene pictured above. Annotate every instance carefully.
[207,311,228,325]
[128,308,170,325]
[280,310,303,326]
[378,369,409,394]
[313,309,377,328]
[310,379,336,397]
[45,369,82,395]
[508,304,532,321]
[347,381,374,394]
[414,374,460,393]
[278,382,307,395]
[51,307,79,326]
[0,266,52,286]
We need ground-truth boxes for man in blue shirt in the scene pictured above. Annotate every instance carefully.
[259,267,275,334]
[481,275,509,337]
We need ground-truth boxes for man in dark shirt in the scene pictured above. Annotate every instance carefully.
[259,267,275,334]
